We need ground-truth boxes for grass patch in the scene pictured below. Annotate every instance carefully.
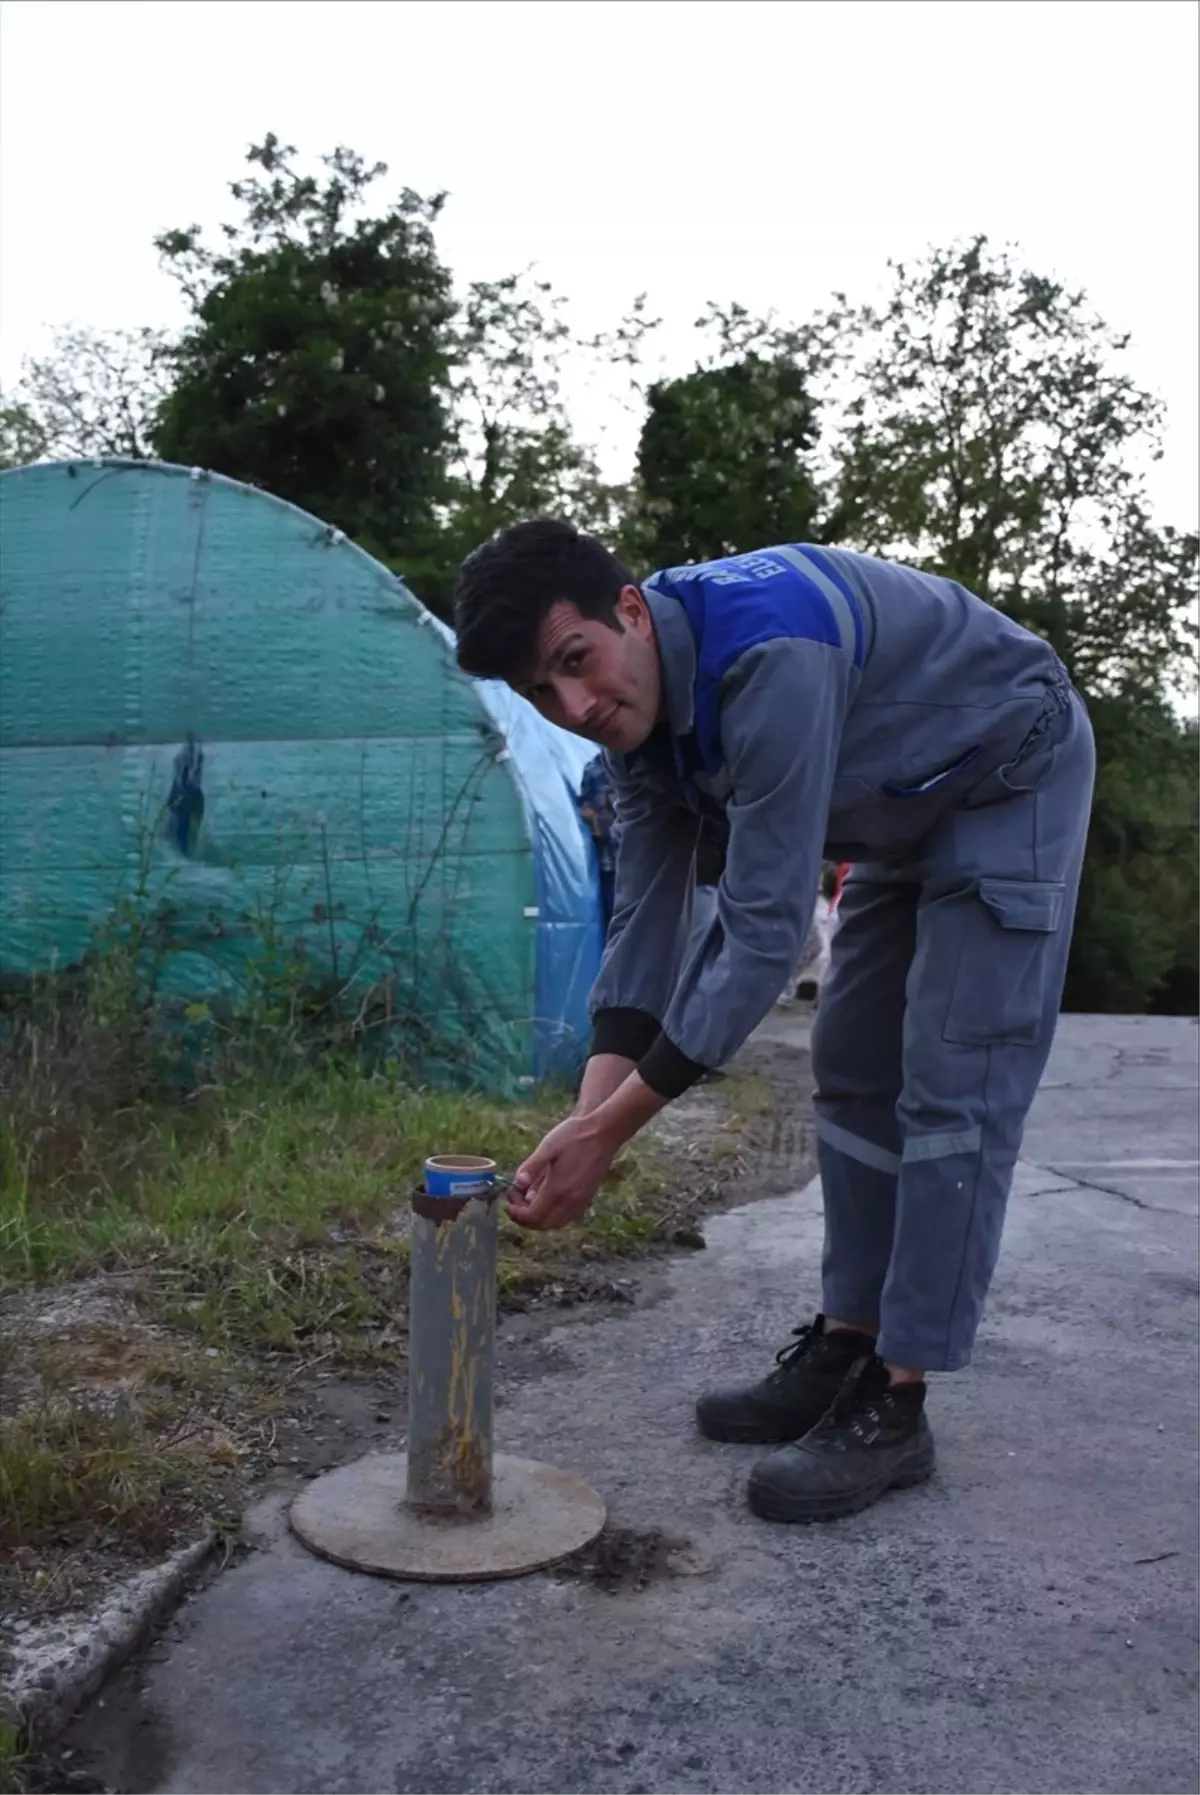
[0,1728,29,1795]
[0,1388,238,1630]
[719,1072,777,1123]
[0,894,721,1370]
[0,1325,266,1622]
[0,1400,197,1559]
[3,1066,546,1283]
[0,1059,668,1357]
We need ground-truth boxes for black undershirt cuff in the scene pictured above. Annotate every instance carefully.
[637,1032,709,1101]
[590,1007,662,1063]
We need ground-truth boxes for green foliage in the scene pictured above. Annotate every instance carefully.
[1065,702,1199,1014]
[634,359,821,566]
[0,398,50,469]
[0,1400,193,1557]
[412,270,629,613]
[154,135,456,565]
[821,236,1197,1013]
[1059,503,1198,705]
[146,137,629,615]
[631,302,839,568]
[0,1725,28,1795]
[828,236,1195,695]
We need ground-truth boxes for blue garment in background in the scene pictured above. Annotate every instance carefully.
[580,754,618,875]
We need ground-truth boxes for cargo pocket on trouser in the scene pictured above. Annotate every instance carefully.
[942,878,1066,1047]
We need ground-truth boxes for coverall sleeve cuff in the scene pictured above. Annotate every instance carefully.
[590,1007,662,1062]
[637,1033,709,1101]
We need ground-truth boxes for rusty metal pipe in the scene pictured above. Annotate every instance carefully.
[405,1162,499,1517]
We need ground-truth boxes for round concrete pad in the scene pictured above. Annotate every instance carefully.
[289,1452,606,1583]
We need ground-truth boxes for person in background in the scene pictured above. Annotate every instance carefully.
[585,754,726,953]
[692,813,726,940]
[691,815,729,1081]
[579,752,619,930]
[782,860,853,1006]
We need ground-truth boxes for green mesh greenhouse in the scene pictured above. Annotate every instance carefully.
[0,460,603,1092]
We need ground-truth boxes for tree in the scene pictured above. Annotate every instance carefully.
[413,270,629,612]
[634,359,821,568]
[825,236,1198,1012]
[0,398,51,469]
[629,303,841,570]
[828,237,1194,700]
[1059,504,1198,704]
[1064,701,1199,1014]
[0,327,170,464]
[154,135,456,567]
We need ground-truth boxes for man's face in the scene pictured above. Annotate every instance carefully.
[517,587,662,753]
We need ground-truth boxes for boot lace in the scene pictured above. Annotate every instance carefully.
[772,1323,818,1371]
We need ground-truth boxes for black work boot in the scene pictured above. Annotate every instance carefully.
[747,1355,935,1522]
[695,1316,877,1444]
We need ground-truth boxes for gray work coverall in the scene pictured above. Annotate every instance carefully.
[589,545,1096,1372]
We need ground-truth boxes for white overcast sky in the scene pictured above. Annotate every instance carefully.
[1,0,1196,526]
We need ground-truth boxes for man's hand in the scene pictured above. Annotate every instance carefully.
[507,1112,618,1231]
[507,1067,669,1232]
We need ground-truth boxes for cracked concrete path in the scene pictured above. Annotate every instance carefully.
[70,1017,1199,1795]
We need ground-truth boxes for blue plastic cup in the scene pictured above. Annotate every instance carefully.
[423,1155,498,1200]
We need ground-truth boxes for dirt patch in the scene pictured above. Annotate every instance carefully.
[554,1525,708,1594]
[0,1296,263,1632]
[651,1025,817,1214]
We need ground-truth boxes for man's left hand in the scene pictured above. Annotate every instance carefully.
[507,1114,618,1231]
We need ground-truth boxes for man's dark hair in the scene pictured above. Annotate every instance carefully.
[453,517,633,682]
